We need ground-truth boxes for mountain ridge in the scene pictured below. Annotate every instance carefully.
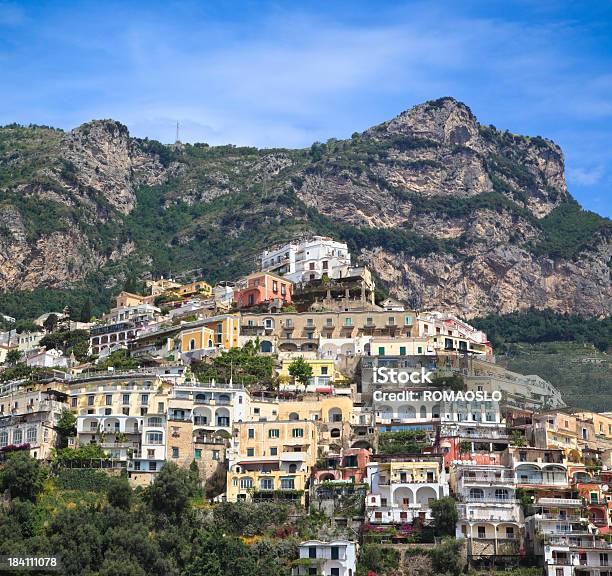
[0,97,610,320]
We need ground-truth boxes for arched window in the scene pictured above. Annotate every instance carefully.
[288,412,299,421]
[419,405,427,419]
[330,428,341,438]
[0,430,7,447]
[189,339,196,351]
[208,339,213,348]
[260,340,273,353]
[288,464,297,473]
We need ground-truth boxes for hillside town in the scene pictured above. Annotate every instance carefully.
[1,236,610,576]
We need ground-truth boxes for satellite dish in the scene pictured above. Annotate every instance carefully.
[602,484,609,492]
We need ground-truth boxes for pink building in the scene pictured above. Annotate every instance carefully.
[234,272,292,309]
[314,448,371,484]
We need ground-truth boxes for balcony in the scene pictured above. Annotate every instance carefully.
[463,497,519,504]
[462,474,515,485]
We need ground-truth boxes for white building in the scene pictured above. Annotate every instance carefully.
[525,497,611,576]
[453,464,523,558]
[261,236,352,284]
[365,455,449,525]
[26,348,70,369]
[17,331,44,352]
[293,540,357,576]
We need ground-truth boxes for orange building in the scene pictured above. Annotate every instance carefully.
[234,272,292,310]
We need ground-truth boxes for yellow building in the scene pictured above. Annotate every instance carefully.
[279,358,346,389]
[531,411,580,455]
[227,420,318,503]
[115,291,155,308]
[173,280,213,298]
[574,412,612,441]
[370,337,431,357]
[179,314,240,354]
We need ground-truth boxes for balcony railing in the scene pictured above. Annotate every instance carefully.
[463,475,515,484]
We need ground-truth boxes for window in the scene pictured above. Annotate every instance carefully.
[248,428,255,439]
[289,464,297,473]
[104,408,112,415]
[105,395,112,406]
[320,366,328,375]
[378,347,385,356]
[404,316,413,325]
[331,546,340,560]
[71,397,77,408]
[477,526,486,538]
[141,394,149,405]
[292,428,304,438]
[194,449,202,460]
[506,526,514,538]
[281,477,295,490]
[343,317,352,326]
[268,429,280,438]
[240,477,253,489]
[189,338,196,351]
[270,447,278,456]
[322,260,328,270]
[281,284,286,296]
[87,395,94,406]
[417,346,423,354]
[158,402,164,413]
[149,462,157,472]
[272,280,278,292]
[212,450,220,461]
[260,478,274,490]
[388,316,395,325]
[331,568,340,576]
[247,448,255,457]
[148,417,162,427]
[309,547,317,559]
[122,394,130,405]
[172,447,179,458]
[13,429,22,444]
[0,431,8,447]
[399,346,406,356]
[147,432,163,445]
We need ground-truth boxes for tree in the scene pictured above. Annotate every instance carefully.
[107,476,132,510]
[56,409,77,448]
[43,313,58,333]
[79,298,92,323]
[510,429,528,447]
[0,452,47,501]
[430,538,463,576]
[288,357,313,390]
[430,497,458,537]
[145,462,193,518]
[5,348,22,366]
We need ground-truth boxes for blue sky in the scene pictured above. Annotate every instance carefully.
[1,1,610,216]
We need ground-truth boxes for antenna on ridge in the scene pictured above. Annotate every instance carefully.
[175,121,180,145]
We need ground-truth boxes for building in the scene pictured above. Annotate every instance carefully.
[234,272,293,310]
[17,331,45,353]
[261,236,351,283]
[172,280,213,299]
[365,454,448,525]
[26,348,71,369]
[226,419,318,504]
[0,387,68,460]
[417,312,493,358]
[314,448,371,484]
[278,358,343,391]
[452,464,523,559]
[240,310,417,355]
[89,303,160,356]
[178,314,241,360]
[70,372,172,479]
[145,278,181,296]
[293,540,357,576]
[115,291,155,308]
[525,496,612,576]
[503,447,569,492]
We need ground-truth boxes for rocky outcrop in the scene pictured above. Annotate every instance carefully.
[60,120,166,214]
[0,98,609,318]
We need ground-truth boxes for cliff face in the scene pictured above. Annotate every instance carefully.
[0,98,609,318]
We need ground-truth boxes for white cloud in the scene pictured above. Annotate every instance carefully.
[567,165,605,187]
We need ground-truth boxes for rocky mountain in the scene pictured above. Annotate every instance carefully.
[0,97,610,319]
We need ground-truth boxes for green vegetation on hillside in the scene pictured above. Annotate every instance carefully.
[0,454,300,576]
[532,199,612,259]
[474,309,611,352]
[501,342,611,411]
